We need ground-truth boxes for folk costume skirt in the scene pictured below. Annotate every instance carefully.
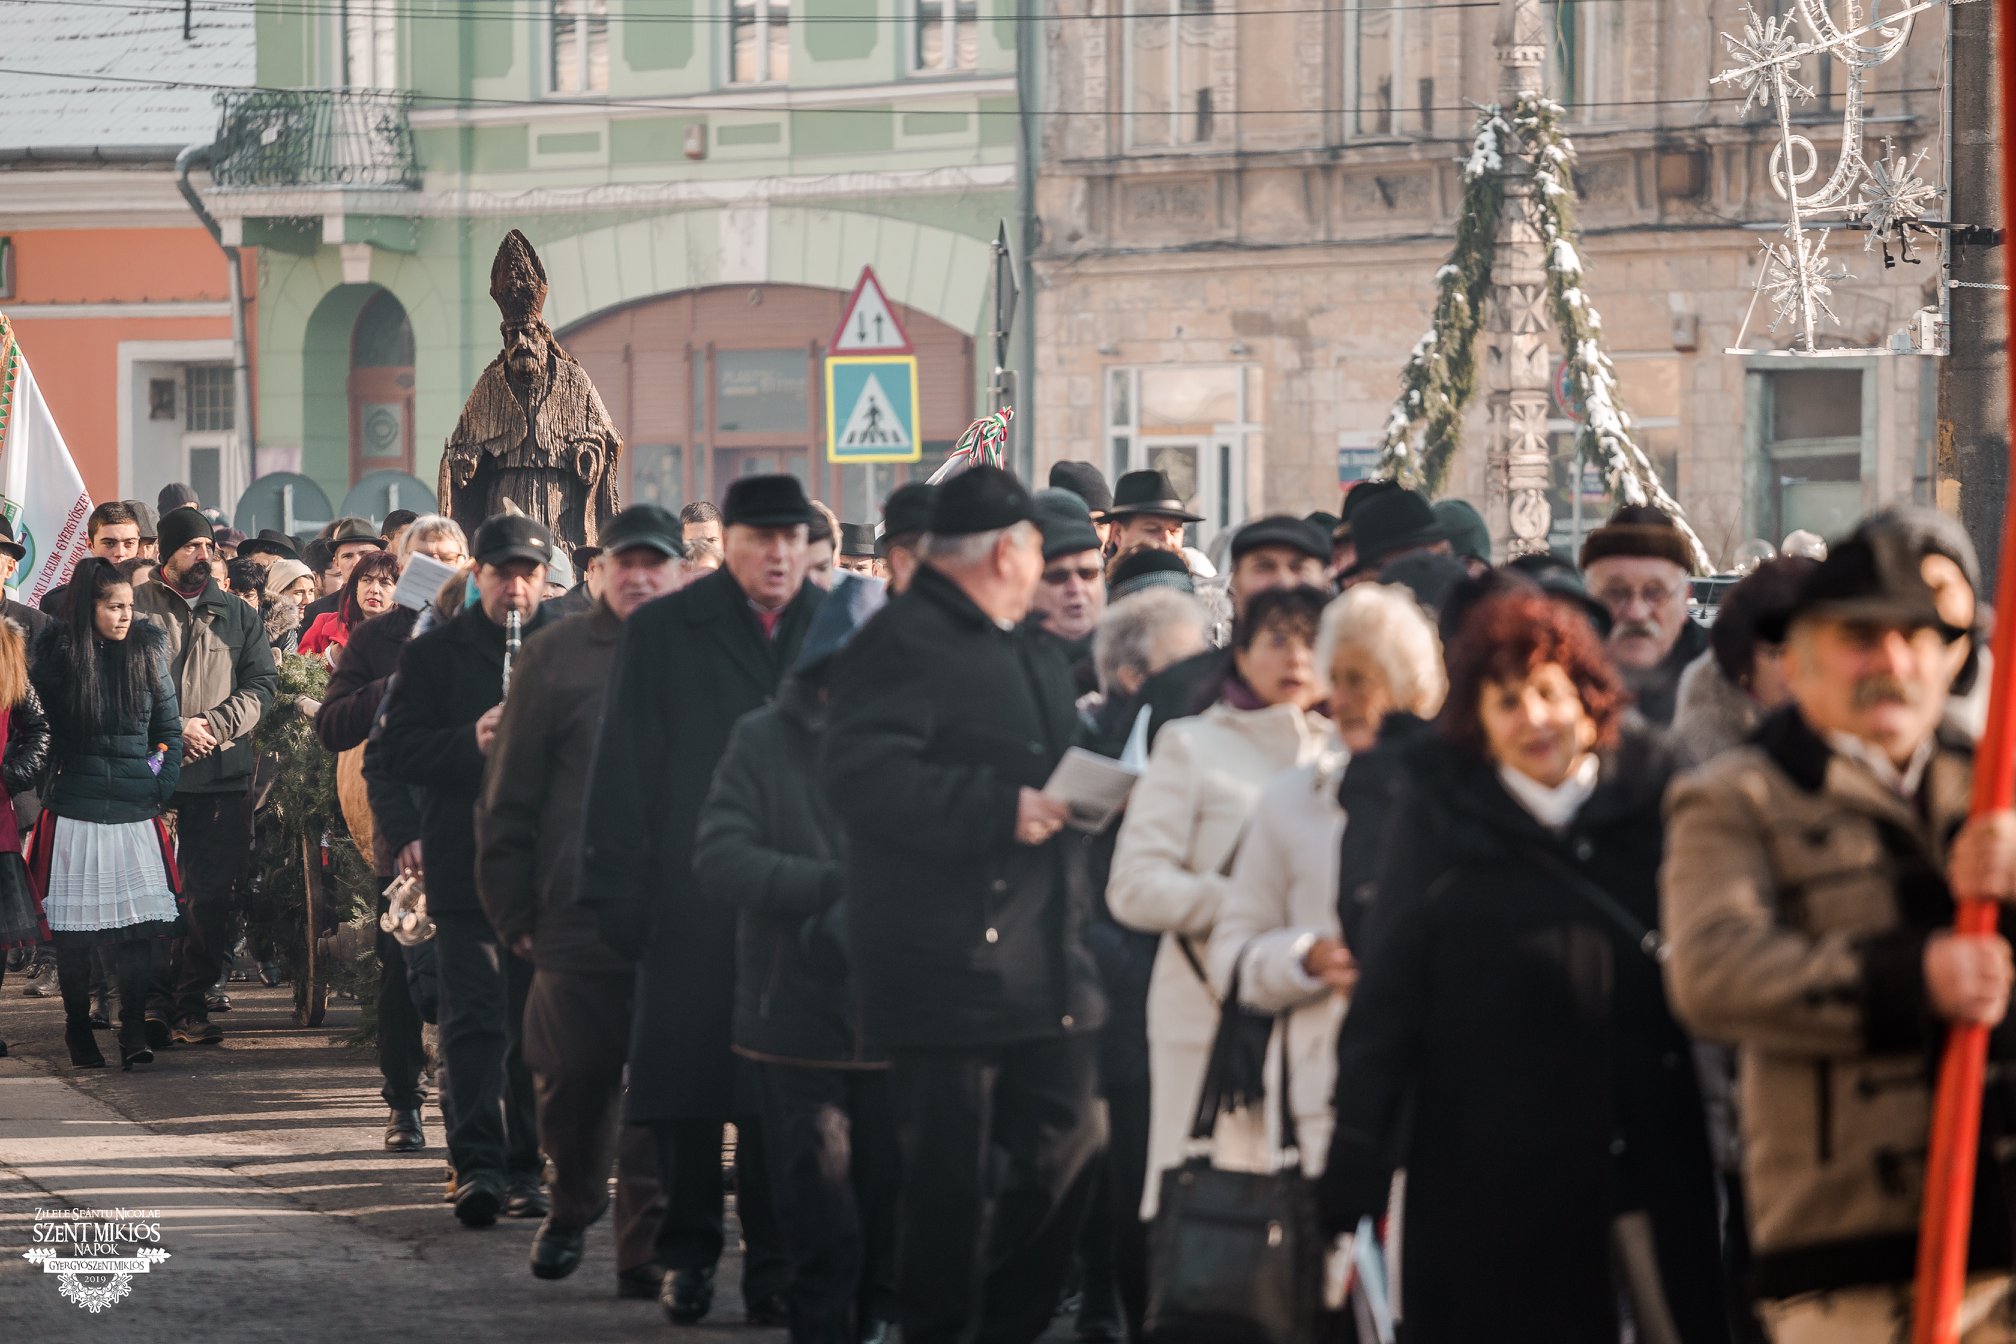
[25,812,182,948]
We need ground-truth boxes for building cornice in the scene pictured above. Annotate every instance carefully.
[202,160,1017,221]
[0,167,208,229]
[0,300,232,318]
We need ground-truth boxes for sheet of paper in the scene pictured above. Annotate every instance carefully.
[392,552,458,611]
[1041,746,1141,833]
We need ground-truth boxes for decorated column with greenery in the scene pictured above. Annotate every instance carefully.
[1380,0,1710,570]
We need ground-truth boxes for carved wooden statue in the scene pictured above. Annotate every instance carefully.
[439,230,622,550]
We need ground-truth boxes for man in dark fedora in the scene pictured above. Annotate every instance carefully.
[236,529,300,572]
[822,465,1106,1344]
[1339,486,1452,588]
[580,473,819,1326]
[1104,469,1201,556]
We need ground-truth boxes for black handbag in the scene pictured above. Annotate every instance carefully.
[1145,959,1323,1344]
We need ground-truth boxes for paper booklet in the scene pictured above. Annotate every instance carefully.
[392,552,459,611]
[1042,746,1142,833]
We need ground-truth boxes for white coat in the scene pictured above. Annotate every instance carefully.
[1208,753,1350,1177]
[1107,699,1333,1217]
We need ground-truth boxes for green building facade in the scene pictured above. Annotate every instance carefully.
[208,0,1022,524]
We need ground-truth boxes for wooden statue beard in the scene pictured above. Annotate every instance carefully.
[504,326,553,414]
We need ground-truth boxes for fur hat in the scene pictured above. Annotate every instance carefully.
[1578,504,1693,573]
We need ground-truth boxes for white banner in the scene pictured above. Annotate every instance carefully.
[0,317,95,607]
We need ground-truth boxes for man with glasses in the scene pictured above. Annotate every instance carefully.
[1030,490,1107,694]
[1580,504,1706,726]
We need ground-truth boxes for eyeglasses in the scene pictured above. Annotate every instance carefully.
[1043,565,1103,586]
[1595,582,1682,611]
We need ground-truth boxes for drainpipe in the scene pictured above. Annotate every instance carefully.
[175,142,257,491]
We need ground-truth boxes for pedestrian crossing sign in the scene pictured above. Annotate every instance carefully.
[824,355,921,464]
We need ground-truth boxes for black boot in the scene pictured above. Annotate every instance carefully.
[110,940,154,1070]
[56,946,104,1068]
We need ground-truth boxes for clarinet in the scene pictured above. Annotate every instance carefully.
[503,608,522,698]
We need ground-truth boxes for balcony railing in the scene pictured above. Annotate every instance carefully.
[209,89,419,190]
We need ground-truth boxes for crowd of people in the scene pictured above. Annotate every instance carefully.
[1,458,2013,1344]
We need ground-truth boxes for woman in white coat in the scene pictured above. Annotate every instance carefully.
[1208,582,1446,1172]
[1107,584,1333,1217]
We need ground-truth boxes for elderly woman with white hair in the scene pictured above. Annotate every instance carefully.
[1208,581,1447,1174]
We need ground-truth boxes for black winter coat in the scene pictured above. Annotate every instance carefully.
[30,623,183,823]
[1079,689,1158,1090]
[315,605,418,753]
[578,566,824,1122]
[1139,644,1230,745]
[821,565,1105,1052]
[368,602,557,915]
[1318,728,1728,1344]
[4,685,50,798]
[1332,711,1435,949]
[693,675,880,1068]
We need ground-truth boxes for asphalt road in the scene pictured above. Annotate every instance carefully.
[0,981,775,1343]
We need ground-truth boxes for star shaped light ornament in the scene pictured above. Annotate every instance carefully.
[1763,229,1850,335]
[1718,5,1814,117]
[1855,139,1940,262]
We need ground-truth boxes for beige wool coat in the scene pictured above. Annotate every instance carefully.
[1108,699,1334,1218]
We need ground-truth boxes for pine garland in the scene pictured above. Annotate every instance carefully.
[1382,95,1711,572]
[243,654,378,1025]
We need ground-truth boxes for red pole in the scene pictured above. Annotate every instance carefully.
[1911,7,2016,1337]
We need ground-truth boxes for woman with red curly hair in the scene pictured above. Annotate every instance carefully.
[1314,587,1730,1344]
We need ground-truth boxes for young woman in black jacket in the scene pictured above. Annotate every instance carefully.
[0,615,54,1057]
[27,557,183,1070]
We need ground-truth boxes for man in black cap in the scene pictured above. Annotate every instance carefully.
[1107,547,1193,602]
[877,480,936,594]
[1580,504,1705,726]
[0,517,49,639]
[838,522,879,576]
[1104,469,1199,556]
[129,501,159,560]
[822,465,1106,1344]
[580,473,819,1326]
[1049,460,1115,552]
[1137,514,1329,742]
[133,506,277,1046]
[1663,530,2016,1339]
[478,505,687,1291]
[1331,478,1402,579]
[1339,487,1452,588]
[373,513,560,1229]
[1030,489,1106,695]
[158,482,199,517]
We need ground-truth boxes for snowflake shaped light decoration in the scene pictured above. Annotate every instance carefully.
[1855,138,1939,264]
[1720,8,1812,116]
[1714,0,1949,353]
[1764,230,1850,335]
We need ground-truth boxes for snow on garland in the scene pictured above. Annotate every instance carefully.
[1381,95,1711,572]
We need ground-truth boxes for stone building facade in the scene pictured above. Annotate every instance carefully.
[1032,0,1947,564]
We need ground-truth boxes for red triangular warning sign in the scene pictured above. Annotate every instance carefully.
[831,267,914,355]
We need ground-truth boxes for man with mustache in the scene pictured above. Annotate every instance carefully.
[1662,529,2016,1343]
[133,506,277,1047]
[1580,504,1706,726]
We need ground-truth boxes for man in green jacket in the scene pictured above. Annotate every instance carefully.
[134,506,277,1046]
